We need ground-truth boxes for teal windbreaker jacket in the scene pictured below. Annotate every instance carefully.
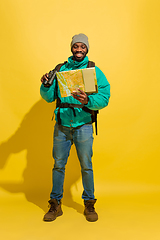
[40,56,110,128]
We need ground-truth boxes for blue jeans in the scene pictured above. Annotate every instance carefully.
[50,123,95,201]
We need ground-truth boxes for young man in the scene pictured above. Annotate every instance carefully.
[40,33,110,222]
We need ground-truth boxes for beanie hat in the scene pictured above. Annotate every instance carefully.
[71,33,89,51]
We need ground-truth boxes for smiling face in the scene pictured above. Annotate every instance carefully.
[71,42,88,62]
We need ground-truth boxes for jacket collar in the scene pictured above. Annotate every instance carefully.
[67,56,89,69]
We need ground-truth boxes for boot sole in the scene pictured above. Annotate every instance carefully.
[84,211,98,222]
[85,216,98,222]
[43,210,63,222]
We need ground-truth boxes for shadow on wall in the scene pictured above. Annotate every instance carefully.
[0,99,83,214]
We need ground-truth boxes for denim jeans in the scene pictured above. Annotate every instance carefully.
[50,123,95,201]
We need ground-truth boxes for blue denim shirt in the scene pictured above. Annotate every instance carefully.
[40,56,110,127]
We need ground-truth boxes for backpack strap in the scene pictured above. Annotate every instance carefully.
[86,61,98,134]
[87,61,95,68]
[55,61,67,72]
[82,107,98,135]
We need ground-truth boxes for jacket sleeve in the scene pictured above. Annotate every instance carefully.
[85,66,110,110]
[40,79,57,103]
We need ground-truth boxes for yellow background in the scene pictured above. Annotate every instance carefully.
[0,0,160,239]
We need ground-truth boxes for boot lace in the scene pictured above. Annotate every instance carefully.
[86,203,95,212]
[48,202,57,213]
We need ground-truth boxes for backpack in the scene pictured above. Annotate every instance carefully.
[52,61,99,135]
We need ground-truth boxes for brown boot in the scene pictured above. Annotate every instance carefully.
[84,199,98,222]
[43,199,63,222]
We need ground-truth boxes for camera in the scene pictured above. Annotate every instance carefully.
[43,69,57,87]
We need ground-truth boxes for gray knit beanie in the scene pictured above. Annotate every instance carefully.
[71,33,89,51]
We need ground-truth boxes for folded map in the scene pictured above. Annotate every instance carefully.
[56,67,98,98]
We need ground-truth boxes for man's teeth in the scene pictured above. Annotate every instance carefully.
[76,53,82,56]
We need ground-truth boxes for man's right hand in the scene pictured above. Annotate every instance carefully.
[41,73,49,83]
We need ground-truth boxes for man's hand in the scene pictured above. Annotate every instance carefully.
[41,73,49,83]
[71,88,88,105]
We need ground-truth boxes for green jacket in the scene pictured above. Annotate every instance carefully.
[40,56,110,128]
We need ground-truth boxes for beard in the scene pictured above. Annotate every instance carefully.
[72,51,87,62]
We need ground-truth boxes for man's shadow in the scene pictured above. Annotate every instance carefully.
[0,99,83,214]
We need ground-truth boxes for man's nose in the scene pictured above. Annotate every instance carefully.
[77,46,82,51]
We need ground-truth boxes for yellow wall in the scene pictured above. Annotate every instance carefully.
[0,0,160,201]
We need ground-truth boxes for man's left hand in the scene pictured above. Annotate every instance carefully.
[71,88,88,105]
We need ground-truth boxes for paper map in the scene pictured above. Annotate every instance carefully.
[56,67,97,98]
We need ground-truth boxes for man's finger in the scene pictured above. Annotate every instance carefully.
[77,88,85,94]
[72,91,81,96]
[72,94,85,101]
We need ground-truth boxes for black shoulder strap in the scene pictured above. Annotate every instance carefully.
[87,61,98,134]
[55,61,67,72]
[87,61,95,68]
